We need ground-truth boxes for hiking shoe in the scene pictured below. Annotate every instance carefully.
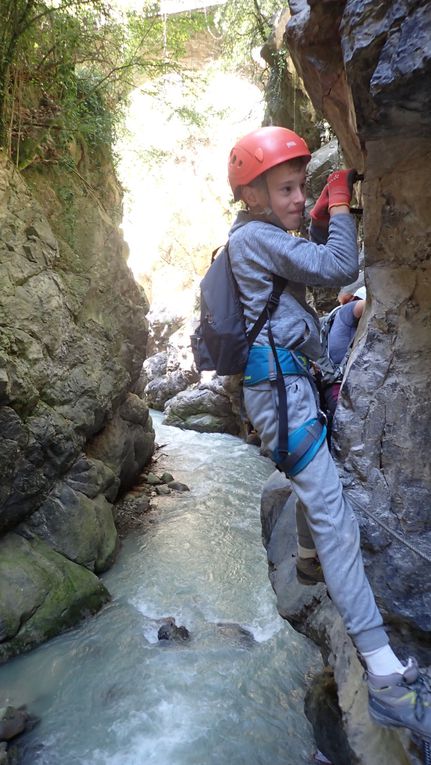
[296,556,325,586]
[367,658,431,742]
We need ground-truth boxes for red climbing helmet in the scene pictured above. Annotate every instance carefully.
[228,126,311,200]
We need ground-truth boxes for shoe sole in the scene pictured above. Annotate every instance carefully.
[296,569,325,586]
[369,705,431,744]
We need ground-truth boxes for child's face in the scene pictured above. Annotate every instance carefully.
[265,163,307,230]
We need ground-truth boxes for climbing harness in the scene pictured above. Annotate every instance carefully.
[423,739,431,765]
[266,306,326,478]
[244,346,310,386]
[244,294,327,477]
[273,413,327,477]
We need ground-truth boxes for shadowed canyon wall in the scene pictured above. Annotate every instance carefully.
[259,2,431,763]
[0,148,154,661]
[285,0,431,653]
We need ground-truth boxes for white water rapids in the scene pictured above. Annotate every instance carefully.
[1,411,321,764]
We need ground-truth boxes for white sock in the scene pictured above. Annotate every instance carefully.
[297,544,317,559]
[361,644,405,676]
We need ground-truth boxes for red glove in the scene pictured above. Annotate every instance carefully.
[310,184,329,227]
[326,168,357,209]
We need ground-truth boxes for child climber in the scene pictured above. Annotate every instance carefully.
[226,125,431,743]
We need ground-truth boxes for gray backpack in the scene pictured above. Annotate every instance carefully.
[190,243,286,376]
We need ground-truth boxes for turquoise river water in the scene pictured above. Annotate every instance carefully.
[0,410,321,764]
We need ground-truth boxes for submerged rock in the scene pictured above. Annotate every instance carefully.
[214,623,256,647]
[167,481,190,492]
[0,706,33,741]
[157,622,190,642]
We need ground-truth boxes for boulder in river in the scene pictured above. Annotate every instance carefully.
[158,621,191,642]
[215,622,256,648]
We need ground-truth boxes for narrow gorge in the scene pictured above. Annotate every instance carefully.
[0,1,430,764]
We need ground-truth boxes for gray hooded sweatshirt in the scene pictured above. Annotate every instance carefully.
[228,212,359,361]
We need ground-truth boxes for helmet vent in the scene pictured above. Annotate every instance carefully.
[254,148,264,163]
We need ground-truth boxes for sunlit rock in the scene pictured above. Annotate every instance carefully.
[163,380,241,435]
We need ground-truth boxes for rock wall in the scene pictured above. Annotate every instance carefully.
[284,0,431,656]
[0,151,155,661]
[261,473,424,765]
[260,2,431,763]
[261,8,321,151]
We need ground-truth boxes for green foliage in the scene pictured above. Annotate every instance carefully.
[211,0,286,80]
[127,6,208,69]
[74,70,115,147]
[0,0,212,166]
[0,0,281,166]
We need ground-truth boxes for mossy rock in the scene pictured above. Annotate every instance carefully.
[0,533,110,663]
[22,486,119,574]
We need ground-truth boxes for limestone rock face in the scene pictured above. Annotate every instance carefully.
[163,380,241,436]
[261,472,421,765]
[258,2,431,761]
[141,348,199,412]
[0,151,154,656]
[0,154,151,529]
[285,0,431,657]
[261,8,321,151]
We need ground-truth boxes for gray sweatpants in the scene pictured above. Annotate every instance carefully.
[244,374,388,653]
[296,499,315,551]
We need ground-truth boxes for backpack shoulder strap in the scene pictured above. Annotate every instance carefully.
[224,243,287,346]
[211,244,224,263]
[320,305,341,344]
[246,273,287,346]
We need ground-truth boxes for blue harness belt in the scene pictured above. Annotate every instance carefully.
[244,344,326,478]
[273,416,327,477]
[244,345,310,386]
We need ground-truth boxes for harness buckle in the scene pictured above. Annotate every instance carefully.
[318,409,327,426]
[267,293,280,309]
